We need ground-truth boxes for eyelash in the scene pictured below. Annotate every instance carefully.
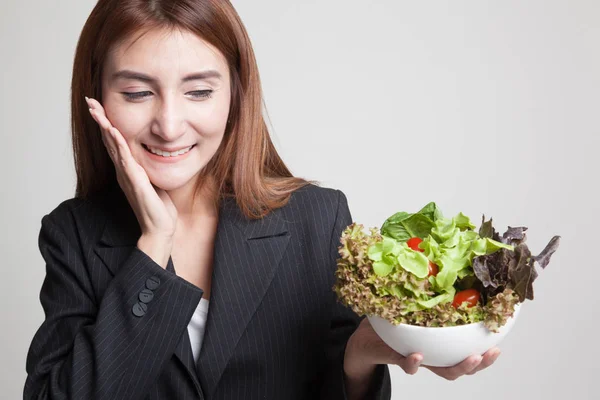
[121,90,213,101]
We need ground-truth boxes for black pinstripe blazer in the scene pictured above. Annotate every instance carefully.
[24,183,391,399]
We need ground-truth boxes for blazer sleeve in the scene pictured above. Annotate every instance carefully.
[319,189,392,400]
[24,209,204,400]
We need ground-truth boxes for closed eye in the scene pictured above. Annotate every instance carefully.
[122,91,152,100]
[121,90,214,101]
[188,90,213,99]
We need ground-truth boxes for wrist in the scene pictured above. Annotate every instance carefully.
[343,334,376,380]
[137,234,173,269]
[343,335,378,400]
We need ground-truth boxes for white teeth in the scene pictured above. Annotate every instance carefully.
[147,145,193,157]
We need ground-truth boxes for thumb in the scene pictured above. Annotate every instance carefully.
[391,350,407,365]
[156,188,177,218]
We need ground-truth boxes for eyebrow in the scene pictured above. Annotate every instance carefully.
[111,69,223,83]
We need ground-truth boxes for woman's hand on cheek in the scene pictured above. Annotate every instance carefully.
[85,96,178,244]
[85,98,144,185]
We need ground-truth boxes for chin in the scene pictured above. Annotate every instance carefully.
[148,174,197,191]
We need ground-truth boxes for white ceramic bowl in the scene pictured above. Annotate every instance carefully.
[367,303,522,367]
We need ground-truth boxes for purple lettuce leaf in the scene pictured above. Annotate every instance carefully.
[473,216,560,302]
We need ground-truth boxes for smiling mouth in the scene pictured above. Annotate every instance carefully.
[142,144,197,157]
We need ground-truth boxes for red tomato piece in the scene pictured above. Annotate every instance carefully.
[452,289,480,308]
[428,261,439,277]
[406,237,424,252]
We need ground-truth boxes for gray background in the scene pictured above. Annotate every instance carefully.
[1,0,597,398]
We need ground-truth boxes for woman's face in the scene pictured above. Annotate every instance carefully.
[101,27,231,191]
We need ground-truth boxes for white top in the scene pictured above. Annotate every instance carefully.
[187,297,210,362]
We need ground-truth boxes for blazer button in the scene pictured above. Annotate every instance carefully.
[146,276,161,290]
[132,302,148,317]
[139,288,154,303]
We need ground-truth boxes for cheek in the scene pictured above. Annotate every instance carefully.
[198,94,231,135]
[190,114,227,140]
[104,103,147,142]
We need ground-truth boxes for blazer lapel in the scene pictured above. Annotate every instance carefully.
[196,196,290,398]
[90,186,290,398]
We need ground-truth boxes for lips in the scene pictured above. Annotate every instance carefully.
[142,143,196,162]
[143,143,195,152]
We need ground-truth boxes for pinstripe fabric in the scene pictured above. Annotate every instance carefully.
[24,183,391,399]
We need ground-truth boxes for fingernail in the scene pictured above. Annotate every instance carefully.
[413,355,422,364]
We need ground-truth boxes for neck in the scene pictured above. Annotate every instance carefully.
[167,175,219,225]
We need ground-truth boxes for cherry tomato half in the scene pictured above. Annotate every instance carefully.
[428,261,439,277]
[406,237,424,252]
[452,289,480,308]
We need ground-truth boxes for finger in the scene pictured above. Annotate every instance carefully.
[425,355,482,380]
[156,188,177,216]
[86,98,121,155]
[85,99,114,143]
[86,97,103,113]
[466,349,501,375]
[398,353,422,375]
[86,98,131,158]
[109,125,133,159]
[85,99,132,165]
[87,99,113,132]
[88,108,118,160]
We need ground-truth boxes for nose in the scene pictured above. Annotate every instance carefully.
[150,94,186,141]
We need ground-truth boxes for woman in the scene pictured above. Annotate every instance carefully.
[24,1,500,399]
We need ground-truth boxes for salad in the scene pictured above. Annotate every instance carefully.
[333,202,560,332]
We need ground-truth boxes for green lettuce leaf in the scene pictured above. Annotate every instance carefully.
[420,234,441,261]
[380,202,442,242]
[453,212,476,231]
[416,287,455,308]
[417,202,443,222]
[381,212,435,242]
[367,236,401,276]
[396,245,429,279]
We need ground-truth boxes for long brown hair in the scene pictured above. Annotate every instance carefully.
[71,0,316,219]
